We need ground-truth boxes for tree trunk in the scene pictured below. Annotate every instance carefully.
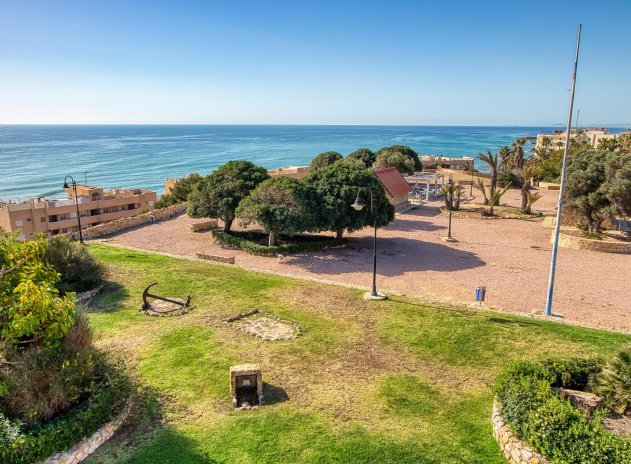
[486,204,494,216]
[223,217,234,233]
[454,195,460,211]
[520,181,531,213]
[490,171,497,192]
[268,231,277,247]
[587,216,604,234]
[336,229,344,239]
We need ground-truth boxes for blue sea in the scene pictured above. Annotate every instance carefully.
[1,125,625,201]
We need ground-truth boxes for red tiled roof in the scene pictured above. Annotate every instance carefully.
[373,167,411,198]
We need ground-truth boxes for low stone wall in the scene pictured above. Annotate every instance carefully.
[492,400,549,464]
[83,203,187,239]
[197,251,235,264]
[40,404,130,464]
[190,220,218,232]
[75,286,102,306]
[554,231,631,254]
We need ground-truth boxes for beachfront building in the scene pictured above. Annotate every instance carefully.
[267,166,310,179]
[419,155,473,171]
[0,185,157,240]
[535,128,629,151]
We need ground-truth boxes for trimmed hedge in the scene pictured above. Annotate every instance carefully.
[494,358,630,464]
[212,230,347,255]
[0,355,130,464]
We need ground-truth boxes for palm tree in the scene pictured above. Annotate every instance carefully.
[511,137,528,169]
[498,146,513,172]
[591,345,631,415]
[525,191,542,215]
[477,150,499,195]
[519,166,538,213]
[485,184,510,216]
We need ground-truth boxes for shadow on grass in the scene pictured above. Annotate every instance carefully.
[488,316,539,327]
[85,281,130,313]
[263,383,289,405]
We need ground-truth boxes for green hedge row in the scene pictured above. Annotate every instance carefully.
[212,230,347,255]
[494,358,630,464]
[0,356,130,464]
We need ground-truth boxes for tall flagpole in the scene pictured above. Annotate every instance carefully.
[545,24,582,316]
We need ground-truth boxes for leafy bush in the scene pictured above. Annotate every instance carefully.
[1,232,75,347]
[497,170,524,188]
[0,354,130,464]
[212,230,347,255]
[42,235,106,294]
[591,345,631,415]
[155,173,203,209]
[540,357,603,390]
[494,358,630,464]
[0,312,95,426]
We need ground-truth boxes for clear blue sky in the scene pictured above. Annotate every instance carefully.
[1,0,629,125]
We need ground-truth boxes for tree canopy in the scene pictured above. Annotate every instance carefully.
[346,148,376,168]
[309,151,343,171]
[236,177,314,246]
[155,173,203,208]
[374,151,415,175]
[565,150,631,233]
[187,161,269,232]
[375,145,422,172]
[304,162,395,238]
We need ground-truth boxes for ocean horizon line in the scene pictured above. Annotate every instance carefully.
[2,122,629,128]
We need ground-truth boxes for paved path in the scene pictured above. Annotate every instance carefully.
[99,189,631,333]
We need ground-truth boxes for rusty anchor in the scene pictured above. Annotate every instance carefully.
[142,282,191,312]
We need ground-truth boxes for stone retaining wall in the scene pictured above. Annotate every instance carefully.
[554,231,631,254]
[190,220,218,232]
[83,203,187,239]
[40,404,130,464]
[196,251,235,264]
[492,400,548,464]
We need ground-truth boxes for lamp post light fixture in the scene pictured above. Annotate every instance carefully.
[351,188,386,301]
[63,175,84,245]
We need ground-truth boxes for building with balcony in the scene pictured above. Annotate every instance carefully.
[535,128,630,151]
[0,185,157,240]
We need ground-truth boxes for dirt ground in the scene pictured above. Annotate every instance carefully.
[97,188,631,333]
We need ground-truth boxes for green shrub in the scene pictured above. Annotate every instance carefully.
[591,345,631,415]
[497,171,524,188]
[540,357,603,390]
[212,230,347,255]
[42,236,106,294]
[494,358,630,464]
[1,232,75,347]
[0,313,95,426]
[0,354,130,464]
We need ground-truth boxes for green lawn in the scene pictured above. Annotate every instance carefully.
[84,244,629,464]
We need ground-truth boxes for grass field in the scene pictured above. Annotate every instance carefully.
[84,244,629,464]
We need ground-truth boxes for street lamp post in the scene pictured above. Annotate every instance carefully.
[351,188,386,300]
[447,177,454,240]
[63,175,84,245]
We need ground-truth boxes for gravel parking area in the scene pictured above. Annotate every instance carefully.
[99,189,631,333]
